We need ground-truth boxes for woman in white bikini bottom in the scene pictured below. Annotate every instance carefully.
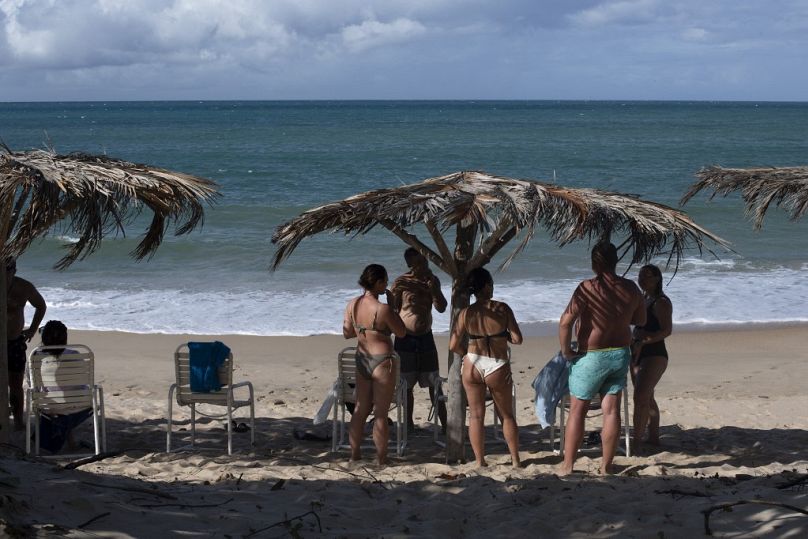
[464,353,509,379]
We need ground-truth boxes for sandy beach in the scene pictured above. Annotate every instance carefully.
[1,325,807,538]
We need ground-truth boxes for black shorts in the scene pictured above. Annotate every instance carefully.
[8,336,27,373]
[395,332,440,388]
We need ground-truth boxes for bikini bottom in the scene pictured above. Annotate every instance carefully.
[464,353,509,379]
[355,351,398,380]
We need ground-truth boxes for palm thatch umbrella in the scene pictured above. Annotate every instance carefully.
[272,170,729,462]
[682,165,808,228]
[0,146,219,441]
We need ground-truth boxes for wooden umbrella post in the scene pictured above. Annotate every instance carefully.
[445,220,476,463]
[0,200,13,443]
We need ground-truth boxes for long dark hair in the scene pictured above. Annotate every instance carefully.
[466,267,493,296]
[358,264,387,291]
[640,264,663,296]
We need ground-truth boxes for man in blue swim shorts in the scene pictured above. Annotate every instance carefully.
[558,242,645,475]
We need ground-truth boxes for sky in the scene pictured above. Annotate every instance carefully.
[0,0,806,101]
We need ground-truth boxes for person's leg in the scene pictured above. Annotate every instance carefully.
[462,357,488,467]
[349,375,373,461]
[9,371,25,430]
[486,367,520,467]
[428,385,447,431]
[632,356,668,451]
[599,392,621,474]
[560,396,590,475]
[405,384,416,430]
[371,360,396,465]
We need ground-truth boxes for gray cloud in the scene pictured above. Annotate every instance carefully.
[0,0,806,100]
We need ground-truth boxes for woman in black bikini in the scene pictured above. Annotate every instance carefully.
[631,264,672,452]
[343,264,406,465]
[449,267,523,467]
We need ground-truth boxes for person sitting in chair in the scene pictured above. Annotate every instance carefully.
[37,320,93,453]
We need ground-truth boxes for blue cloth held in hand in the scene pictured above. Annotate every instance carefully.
[189,341,231,392]
[532,351,570,428]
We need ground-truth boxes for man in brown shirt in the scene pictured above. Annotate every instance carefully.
[6,259,47,430]
[391,248,448,431]
[558,242,645,475]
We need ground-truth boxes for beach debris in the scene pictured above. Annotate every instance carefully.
[270,479,286,491]
[274,399,285,405]
[62,450,124,470]
[245,510,322,537]
[77,512,111,529]
[80,480,177,500]
[436,472,466,481]
[702,499,808,536]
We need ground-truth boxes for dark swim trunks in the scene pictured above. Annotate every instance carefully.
[7,335,27,373]
[395,332,440,388]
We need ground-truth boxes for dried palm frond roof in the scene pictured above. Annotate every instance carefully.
[0,146,220,269]
[272,170,728,272]
[682,165,808,229]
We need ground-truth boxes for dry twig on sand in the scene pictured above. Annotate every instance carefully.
[244,510,323,537]
[80,481,177,500]
[77,512,111,529]
[702,499,808,535]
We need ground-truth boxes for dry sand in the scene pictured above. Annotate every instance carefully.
[2,325,808,537]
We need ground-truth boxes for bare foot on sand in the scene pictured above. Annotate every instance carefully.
[476,460,489,468]
[557,464,573,476]
[600,464,615,475]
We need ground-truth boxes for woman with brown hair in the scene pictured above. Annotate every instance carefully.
[343,264,406,465]
[631,264,672,453]
[450,267,523,467]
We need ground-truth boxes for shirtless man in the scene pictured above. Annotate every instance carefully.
[6,259,47,430]
[558,242,645,475]
[391,248,448,431]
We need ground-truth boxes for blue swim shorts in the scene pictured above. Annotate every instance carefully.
[568,347,630,401]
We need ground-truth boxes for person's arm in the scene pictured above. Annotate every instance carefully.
[449,309,467,356]
[390,279,403,313]
[558,288,580,360]
[504,304,523,346]
[383,304,407,338]
[429,274,448,313]
[21,284,46,342]
[342,300,357,339]
[630,287,647,328]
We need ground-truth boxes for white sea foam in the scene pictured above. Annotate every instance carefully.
[27,265,808,336]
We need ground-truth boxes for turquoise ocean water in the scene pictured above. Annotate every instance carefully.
[1,101,807,335]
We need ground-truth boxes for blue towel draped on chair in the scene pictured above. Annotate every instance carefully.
[532,351,570,428]
[189,341,231,392]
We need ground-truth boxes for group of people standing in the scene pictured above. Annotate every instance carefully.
[343,242,672,474]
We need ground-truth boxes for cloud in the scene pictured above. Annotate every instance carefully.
[340,18,426,53]
[0,1,807,100]
[569,0,663,27]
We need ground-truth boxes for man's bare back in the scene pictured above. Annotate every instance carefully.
[568,274,645,351]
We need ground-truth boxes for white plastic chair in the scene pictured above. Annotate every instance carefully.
[550,391,631,457]
[25,344,106,456]
[331,347,407,456]
[166,343,255,455]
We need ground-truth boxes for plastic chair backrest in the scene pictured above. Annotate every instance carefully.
[174,343,234,406]
[28,344,95,414]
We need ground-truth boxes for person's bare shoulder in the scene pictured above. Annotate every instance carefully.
[10,276,37,295]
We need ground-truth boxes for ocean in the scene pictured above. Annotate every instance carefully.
[2,100,807,336]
